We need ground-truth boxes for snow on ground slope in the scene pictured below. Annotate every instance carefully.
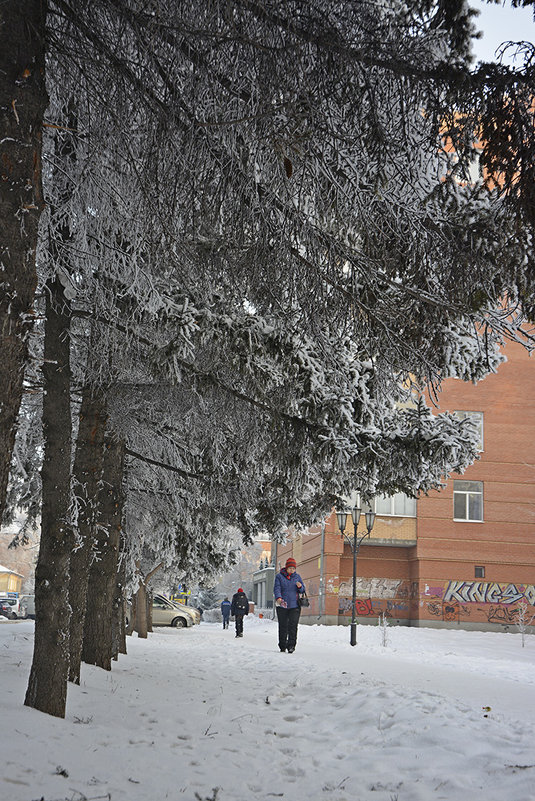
[2,616,535,801]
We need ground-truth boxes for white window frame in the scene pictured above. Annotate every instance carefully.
[455,410,484,451]
[375,492,417,518]
[453,480,484,522]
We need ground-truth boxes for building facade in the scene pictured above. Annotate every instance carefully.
[278,337,535,632]
[252,564,275,609]
[0,565,24,596]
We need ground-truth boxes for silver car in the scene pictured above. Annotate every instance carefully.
[152,595,194,628]
[0,597,26,619]
[165,597,200,624]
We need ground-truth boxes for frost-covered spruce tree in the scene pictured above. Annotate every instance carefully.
[4,0,535,533]
[0,2,47,525]
[14,0,535,717]
[39,0,535,381]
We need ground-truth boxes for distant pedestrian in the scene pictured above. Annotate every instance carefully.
[221,597,231,629]
[231,588,249,637]
[274,557,306,653]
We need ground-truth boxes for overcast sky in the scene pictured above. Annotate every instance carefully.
[470,0,535,63]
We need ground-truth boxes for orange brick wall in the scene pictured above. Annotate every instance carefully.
[278,337,535,631]
[338,544,412,622]
[415,337,535,629]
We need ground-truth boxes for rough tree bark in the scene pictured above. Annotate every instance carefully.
[82,435,125,671]
[134,563,162,639]
[68,386,108,683]
[0,0,48,524]
[126,592,136,637]
[24,276,72,718]
[134,578,148,639]
[147,590,153,634]
[112,533,128,658]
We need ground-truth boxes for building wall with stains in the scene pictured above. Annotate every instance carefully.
[414,335,535,630]
[277,337,535,632]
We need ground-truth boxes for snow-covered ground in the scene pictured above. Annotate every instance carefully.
[2,615,535,801]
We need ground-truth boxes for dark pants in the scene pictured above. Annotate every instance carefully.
[222,615,230,629]
[235,614,245,635]
[276,606,301,650]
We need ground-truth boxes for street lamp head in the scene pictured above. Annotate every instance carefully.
[336,509,348,534]
[351,506,362,528]
[365,509,376,532]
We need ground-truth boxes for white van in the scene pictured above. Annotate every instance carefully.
[20,595,35,618]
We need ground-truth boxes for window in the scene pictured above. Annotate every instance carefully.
[455,411,484,451]
[453,480,483,521]
[475,566,485,578]
[375,492,416,517]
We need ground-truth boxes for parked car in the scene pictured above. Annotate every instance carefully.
[19,594,35,619]
[0,599,15,619]
[125,595,195,629]
[162,596,200,624]
[152,595,195,628]
[0,598,23,619]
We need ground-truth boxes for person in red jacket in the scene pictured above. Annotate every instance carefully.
[274,558,306,653]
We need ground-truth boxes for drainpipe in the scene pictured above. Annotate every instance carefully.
[318,518,326,622]
[272,539,278,620]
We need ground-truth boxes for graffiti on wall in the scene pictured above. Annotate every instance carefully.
[338,597,410,616]
[355,598,374,616]
[337,577,410,617]
[422,581,535,625]
[443,581,535,606]
[426,597,473,622]
[338,577,402,599]
[487,605,519,625]
[327,577,339,595]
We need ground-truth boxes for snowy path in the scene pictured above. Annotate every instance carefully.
[2,618,535,801]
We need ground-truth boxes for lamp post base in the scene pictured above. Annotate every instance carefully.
[350,622,357,646]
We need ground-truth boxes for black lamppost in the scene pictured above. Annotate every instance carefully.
[336,505,376,646]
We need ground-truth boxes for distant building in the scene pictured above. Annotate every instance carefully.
[0,512,39,592]
[0,565,24,596]
[252,563,275,609]
[279,336,535,632]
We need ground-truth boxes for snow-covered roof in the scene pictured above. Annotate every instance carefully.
[0,565,24,577]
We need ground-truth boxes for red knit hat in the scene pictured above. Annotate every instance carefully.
[238,588,244,593]
[285,558,297,569]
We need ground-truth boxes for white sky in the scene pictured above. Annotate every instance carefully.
[3,617,535,801]
[470,0,535,63]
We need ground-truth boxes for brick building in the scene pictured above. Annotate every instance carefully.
[277,336,535,632]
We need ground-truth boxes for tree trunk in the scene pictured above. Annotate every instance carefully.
[82,436,125,670]
[112,534,128,658]
[147,589,153,633]
[24,277,72,718]
[0,0,48,524]
[133,562,162,638]
[68,386,108,683]
[126,593,136,637]
[134,581,149,639]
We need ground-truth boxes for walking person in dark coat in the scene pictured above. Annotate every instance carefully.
[230,588,249,637]
[274,557,306,653]
[220,597,231,629]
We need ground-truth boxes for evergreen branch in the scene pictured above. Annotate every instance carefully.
[124,447,205,481]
